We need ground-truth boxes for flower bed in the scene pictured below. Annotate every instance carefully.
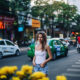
[0,65,67,80]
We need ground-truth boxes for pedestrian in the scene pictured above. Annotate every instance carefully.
[32,31,52,76]
[76,34,80,51]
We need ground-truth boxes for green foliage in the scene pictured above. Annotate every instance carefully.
[0,0,9,13]
[31,1,77,32]
[9,0,31,13]
[73,14,80,31]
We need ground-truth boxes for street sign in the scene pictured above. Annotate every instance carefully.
[18,24,24,32]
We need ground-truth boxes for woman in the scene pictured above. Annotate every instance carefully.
[32,31,52,76]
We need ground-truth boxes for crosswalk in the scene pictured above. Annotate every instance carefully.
[69,49,77,54]
[61,59,80,79]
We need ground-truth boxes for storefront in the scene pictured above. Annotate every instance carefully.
[0,16,14,40]
[25,18,40,40]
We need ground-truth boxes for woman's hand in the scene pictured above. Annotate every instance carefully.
[33,62,36,66]
[40,62,46,68]
[33,56,36,66]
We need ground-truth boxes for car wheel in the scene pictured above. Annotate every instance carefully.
[15,50,20,56]
[0,52,3,59]
[64,50,68,57]
[53,53,57,60]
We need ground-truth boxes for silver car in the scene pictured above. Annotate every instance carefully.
[0,39,20,59]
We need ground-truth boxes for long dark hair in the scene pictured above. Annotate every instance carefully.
[36,31,47,51]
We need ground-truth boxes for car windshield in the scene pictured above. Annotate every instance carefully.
[53,40,62,45]
[47,39,50,45]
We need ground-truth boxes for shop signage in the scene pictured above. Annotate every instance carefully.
[0,16,15,28]
[0,21,5,29]
[0,16,14,21]
[18,24,24,32]
[32,19,40,28]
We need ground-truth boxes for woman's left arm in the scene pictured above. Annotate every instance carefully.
[45,45,52,63]
[40,45,52,67]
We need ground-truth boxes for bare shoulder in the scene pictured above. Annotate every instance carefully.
[45,44,50,49]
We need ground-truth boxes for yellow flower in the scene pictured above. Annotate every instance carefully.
[0,66,18,75]
[56,75,67,80]
[42,77,50,80]
[28,69,33,74]
[39,77,50,80]
[16,71,24,78]
[12,77,20,80]
[0,75,7,79]
[30,72,46,79]
[0,66,9,75]
[0,70,4,75]
[7,67,15,74]
[11,66,18,71]
[21,65,33,74]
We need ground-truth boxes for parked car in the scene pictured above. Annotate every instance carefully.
[0,39,20,59]
[27,38,68,60]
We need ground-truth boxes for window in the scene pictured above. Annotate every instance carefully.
[57,41,61,45]
[0,41,5,45]
[6,41,14,46]
[53,41,58,45]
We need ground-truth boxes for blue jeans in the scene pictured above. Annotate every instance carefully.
[34,64,48,74]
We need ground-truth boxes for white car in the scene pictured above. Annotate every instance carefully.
[0,39,20,59]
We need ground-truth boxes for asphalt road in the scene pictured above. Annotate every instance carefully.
[0,46,80,80]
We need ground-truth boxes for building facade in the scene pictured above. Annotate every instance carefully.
[0,0,15,40]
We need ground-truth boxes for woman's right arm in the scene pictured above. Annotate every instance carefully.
[33,56,36,66]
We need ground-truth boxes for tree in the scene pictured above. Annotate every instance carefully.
[57,2,77,37]
[31,0,77,37]
[9,0,31,14]
[0,0,9,15]
[73,14,80,32]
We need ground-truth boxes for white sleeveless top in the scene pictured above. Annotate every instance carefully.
[35,50,47,64]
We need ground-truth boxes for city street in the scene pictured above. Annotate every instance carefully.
[1,0,80,80]
[0,46,80,80]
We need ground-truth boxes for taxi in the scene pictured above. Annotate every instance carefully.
[0,39,20,59]
[27,38,68,60]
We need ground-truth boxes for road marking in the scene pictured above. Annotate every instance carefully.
[67,68,80,72]
[69,50,77,53]
[62,73,80,77]
[75,62,80,64]
[72,65,80,68]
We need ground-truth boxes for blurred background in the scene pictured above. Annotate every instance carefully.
[0,0,80,46]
